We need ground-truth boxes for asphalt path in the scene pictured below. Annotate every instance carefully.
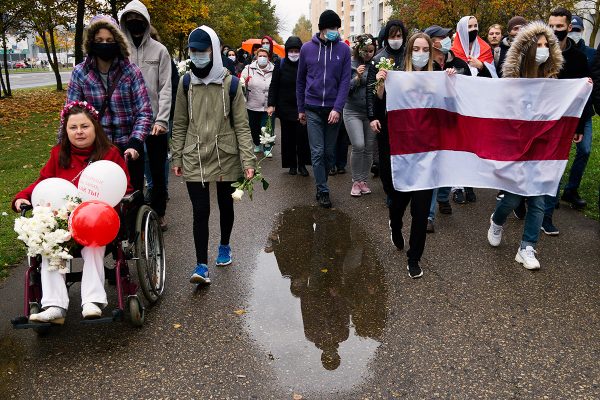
[7,71,71,89]
[1,125,599,399]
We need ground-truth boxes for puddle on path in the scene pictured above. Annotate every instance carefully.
[247,206,388,394]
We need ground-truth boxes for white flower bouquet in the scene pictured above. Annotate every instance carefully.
[177,59,191,76]
[14,196,81,273]
[372,56,396,93]
[231,157,269,201]
[259,116,276,145]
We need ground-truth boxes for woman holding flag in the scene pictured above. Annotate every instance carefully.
[487,21,575,270]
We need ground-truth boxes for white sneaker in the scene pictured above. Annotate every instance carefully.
[487,214,503,247]
[82,302,102,319]
[29,306,66,324]
[515,246,540,270]
[253,145,262,153]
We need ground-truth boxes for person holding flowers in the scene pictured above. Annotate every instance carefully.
[12,101,133,324]
[171,26,256,285]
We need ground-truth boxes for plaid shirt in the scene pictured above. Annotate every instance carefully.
[66,56,152,153]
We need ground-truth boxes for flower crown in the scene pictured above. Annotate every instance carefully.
[60,101,100,125]
[353,35,373,52]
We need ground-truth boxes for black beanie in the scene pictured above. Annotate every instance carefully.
[318,10,341,31]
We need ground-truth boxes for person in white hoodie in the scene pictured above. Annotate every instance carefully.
[119,0,172,230]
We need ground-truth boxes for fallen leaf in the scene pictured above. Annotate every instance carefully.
[173,323,182,329]
[234,309,246,315]
[293,394,303,400]
[321,268,328,273]
[236,374,246,378]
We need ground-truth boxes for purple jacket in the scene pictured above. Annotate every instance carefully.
[296,33,352,114]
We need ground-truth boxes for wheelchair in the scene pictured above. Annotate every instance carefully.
[11,191,166,333]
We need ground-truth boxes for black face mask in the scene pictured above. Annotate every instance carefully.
[190,60,213,79]
[554,29,568,41]
[468,30,479,42]
[91,42,120,62]
[125,19,147,36]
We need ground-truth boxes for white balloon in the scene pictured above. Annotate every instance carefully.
[31,178,78,210]
[77,160,127,207]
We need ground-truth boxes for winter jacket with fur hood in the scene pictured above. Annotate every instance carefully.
[66,15,153,154]
[119,0,172,130]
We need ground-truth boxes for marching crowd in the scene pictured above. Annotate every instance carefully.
[9,0,600,323]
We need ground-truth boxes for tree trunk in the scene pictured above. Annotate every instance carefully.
[39,28,62,91]
[75,0,85,64]
[48,25,63,91]
[110,0,119,20]
[2,32,11,97]
[0,67,7,98]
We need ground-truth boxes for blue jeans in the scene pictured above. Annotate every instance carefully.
[492,193,545,248]
[565,117,593,191]
[306,106,341,193]
[428,187,451,220]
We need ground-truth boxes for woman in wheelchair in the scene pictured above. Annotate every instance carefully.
[12,101,133,324]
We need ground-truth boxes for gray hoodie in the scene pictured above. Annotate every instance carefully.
[119,0,172,129]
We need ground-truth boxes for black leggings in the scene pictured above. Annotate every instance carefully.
[186,181,235,265]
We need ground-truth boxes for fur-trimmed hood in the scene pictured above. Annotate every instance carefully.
[83,14,130,58]
[502,21,563,78]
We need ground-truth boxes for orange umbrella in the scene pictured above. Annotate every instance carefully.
[241,39,286,58]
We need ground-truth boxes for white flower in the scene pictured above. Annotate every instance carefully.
[1,212,7,216]
[231,189,244,201]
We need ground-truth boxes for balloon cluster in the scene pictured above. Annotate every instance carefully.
[30,160,127,247]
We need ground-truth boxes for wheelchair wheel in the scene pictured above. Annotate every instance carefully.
[128,296,145,327]
[134,205,166,304]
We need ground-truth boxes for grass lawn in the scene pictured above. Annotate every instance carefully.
[7,67,73,74]
[0,86,65,278]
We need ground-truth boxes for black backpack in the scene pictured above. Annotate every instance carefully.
[182,72,240,127]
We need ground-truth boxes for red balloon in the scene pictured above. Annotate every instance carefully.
[70,200,120,247]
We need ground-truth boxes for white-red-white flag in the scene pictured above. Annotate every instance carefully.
[385,72,592,196]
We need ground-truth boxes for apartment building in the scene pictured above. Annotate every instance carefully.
[309,0,392,40]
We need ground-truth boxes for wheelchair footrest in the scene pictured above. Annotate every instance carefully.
[11,316,52,329]
[80,316,115,325]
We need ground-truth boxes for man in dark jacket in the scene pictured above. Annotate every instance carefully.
[496,16,527,77]
[545,7,590,235]
[297,10,351,208]
[570,16,596,65]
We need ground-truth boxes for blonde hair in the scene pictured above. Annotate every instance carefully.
[404,33,434,72]
[255,48,269,59]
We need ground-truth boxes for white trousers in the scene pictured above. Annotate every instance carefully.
[40,246,107,310]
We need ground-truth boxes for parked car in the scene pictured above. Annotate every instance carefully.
[14,62,27,69]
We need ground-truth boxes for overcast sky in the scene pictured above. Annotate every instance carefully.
[272,0,310,41]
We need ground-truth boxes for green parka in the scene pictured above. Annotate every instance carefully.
[171,71,256,183]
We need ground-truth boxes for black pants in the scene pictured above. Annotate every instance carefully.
[186,181,235,265]
[378,123,431,264]
[280,118,311,168]
[125,150,145,193]
[333,119,349,169]
[145,134,168,217]
[247,109,267,146]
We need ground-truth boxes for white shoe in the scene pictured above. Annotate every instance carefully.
[29,306,66,324]
[264,150,273,158]
[82,303,102,319]
[515,246,540,270]
[253,145,261,153]
[487,214,503,247]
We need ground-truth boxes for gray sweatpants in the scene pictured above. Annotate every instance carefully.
[343,108,376,182]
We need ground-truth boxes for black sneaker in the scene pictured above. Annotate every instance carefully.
[513,199,526,220]
[318,191,332,208]
[452,189,467,204]
[144,187,153,205]
[371,163,379,177]
[561,189,587,209]
[389,221,404,250]
[541,217,559,236]
[465,187,477,202]
[329,167,337,176]
[496,191,505,201]
[298,165,309,176]
[426,219,435,233]
[336,167,346,174]
[289,167,297,175]
[407,263,423,279]
[438,200,452,214]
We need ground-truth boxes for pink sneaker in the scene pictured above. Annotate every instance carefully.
[359,181,372,194]
[351,181,362,197]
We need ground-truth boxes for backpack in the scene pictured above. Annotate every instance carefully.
[182,72,240,127]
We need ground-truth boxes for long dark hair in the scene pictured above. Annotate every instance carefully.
[59,106,113,169]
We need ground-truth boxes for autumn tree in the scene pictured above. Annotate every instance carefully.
[387,0,576,37]
[292,15,312,42]
[0,0,28,97]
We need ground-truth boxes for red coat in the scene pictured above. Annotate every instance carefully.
[12,144,133,211]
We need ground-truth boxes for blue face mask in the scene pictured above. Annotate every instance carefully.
[262,43,270,51]
[190,52,211,68]
[325,30,339,42]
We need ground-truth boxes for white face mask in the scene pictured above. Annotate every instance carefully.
[257,56,268,67]
[568,32,583,43]
[440,37,452,54]
[288,53,300,62]
[388,39,403,50]
[535,47,550,65]
[228,55,236,62]
[412,51,429,68]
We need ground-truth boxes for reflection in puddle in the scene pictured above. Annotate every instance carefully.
[248,206,388,394]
